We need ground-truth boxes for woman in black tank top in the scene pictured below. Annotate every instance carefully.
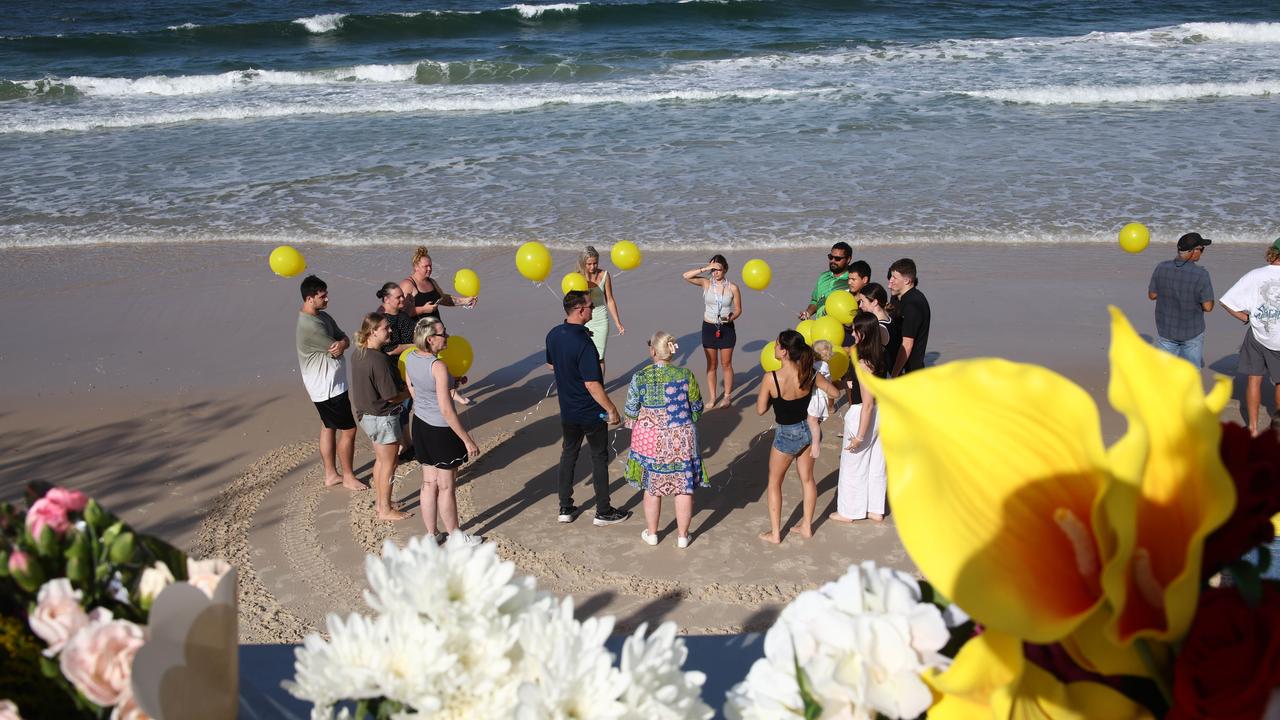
[398,246,477,327]
[755,329,839,545]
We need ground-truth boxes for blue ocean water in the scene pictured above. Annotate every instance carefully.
[1,0,1277,249]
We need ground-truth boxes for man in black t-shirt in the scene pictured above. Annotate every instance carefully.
[887,258,930,376]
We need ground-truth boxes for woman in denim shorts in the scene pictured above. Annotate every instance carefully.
[350,313,411,521]
[755,329,840,544]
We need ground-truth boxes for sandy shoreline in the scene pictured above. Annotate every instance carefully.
[1,240,1273,640]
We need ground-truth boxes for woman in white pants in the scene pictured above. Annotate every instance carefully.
[832,312,887,523]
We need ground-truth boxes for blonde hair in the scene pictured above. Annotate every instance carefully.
[413,317,443,351]
[355,312,387,357]
[576,245,600,277]
[411,246,431,267]
[649,331,677,362]
[811,339,833,361]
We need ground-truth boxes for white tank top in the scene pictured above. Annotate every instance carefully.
[703,280,732,323]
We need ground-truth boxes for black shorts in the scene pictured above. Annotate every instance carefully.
[412,415,468,469]
[1239,327,1280,383]
[313,392,356,430]
[701,321,736,349]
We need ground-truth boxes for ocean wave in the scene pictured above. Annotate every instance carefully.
[1163,21,1280,44]
[506,3,583,19]
[962,80,1280,105]
[166,22,200,31]
[0,87,809,134]
[292,13,347,34]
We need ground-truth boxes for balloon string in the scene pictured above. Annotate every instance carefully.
[762,289,795,314]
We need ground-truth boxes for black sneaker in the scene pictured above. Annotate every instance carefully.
[593,509,632,526]
[557,505,578,523]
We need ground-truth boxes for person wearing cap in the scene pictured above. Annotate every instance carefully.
[1147,232,1215,368]
[798,242,852,320]
[1219,238,1280,437]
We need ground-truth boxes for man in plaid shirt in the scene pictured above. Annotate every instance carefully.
[1148,232,1215,368]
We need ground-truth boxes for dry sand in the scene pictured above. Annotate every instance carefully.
[1,241,1272,641]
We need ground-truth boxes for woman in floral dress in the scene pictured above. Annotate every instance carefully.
[624,331,706,548]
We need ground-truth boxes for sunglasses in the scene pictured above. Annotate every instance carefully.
[828,254,849,261]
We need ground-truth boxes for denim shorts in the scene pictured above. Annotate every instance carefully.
[358,413,402,446]
[772,421,812,456]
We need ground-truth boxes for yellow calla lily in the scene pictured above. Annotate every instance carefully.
[925,630,1152,720]
[860,307,1235,668]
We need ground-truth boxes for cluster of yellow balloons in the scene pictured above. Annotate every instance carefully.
[268,246,307,278]
[1119,222,1150,253]
[824,290,856,325]
[397,335,474,380]
[742,259,771,291]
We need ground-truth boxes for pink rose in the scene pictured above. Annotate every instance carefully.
[0,699,22,720]
[29,579,89,657]
[25,498,70,538]
[186,558,231,599]
[7,550,30,575]
[45,488,89,513]
[59,609,147,707]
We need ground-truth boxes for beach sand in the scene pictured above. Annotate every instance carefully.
[1,241,1271,641]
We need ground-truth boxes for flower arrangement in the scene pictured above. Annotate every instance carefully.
[729,308,1280,718]
[0,483,235,720]
[285,532,714,720]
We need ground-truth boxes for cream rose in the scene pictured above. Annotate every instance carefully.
[29,579,89,657]
[137,561,174,604]
[59,609,147,707]
[186,558,231,599]
[0,699,23,720]
[109,691,151,720]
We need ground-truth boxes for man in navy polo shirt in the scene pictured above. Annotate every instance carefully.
[546,291,631,526]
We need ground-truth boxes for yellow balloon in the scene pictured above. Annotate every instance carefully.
[824,290,856,325]
[453,268,480,297]
[742,259,772,291]
[812,316,845,348]
[268,245,306,278]
[515,241,552,282]
[826,349,850,381]
[796,319,816,344]
[397,347,414,381]
[610,240,642,271]
[1119,222,1150,254]
[561,272,589,295]
[439,335,474,378]
[760,341,782,372]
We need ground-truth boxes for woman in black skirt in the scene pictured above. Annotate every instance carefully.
[682,254,741,409]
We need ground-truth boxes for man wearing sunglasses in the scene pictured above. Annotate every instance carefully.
[798,242,853,321]
[545,291,630,527]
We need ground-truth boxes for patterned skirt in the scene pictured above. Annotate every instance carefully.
[625,407,707,496]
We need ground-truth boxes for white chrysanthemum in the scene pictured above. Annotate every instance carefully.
[284,613,392,710]
[725,561,952,720]
[513,598,628,720]
[618,622,713,720]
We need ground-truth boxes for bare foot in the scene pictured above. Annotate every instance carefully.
[706,395,719,409]
[377,510,411,521]
[341,478,367,491]
[323,475,343,487]
[828,512,854,523]
[797,525,813,539]
[758,530,782,544]
[868,513,884,523]
[715,399,731,409]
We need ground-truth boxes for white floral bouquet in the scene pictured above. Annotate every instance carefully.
[285,532,714,720]
[0,483,236,720]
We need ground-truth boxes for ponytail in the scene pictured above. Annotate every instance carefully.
[777,329,816,391]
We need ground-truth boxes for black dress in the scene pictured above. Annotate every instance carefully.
[408,277,442,321]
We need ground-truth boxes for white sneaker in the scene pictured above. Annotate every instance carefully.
[640,529,658,546]
[449,532,483,547]
[676,535,690,549]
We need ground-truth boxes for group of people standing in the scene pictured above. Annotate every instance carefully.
[295,247,483,546]
[1148,233,1280,437]
[544,242,931,546]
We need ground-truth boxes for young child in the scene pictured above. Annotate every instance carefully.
[807,340,833,459]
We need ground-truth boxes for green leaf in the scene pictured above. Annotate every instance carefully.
[792,638,823,720]
[83,499,109,531]
[0,548,9,578]
[1228,560,1262,608]
[64,532,92,587]
[35,524,59,557]
[99,521,124,556]
[107,532,135,565]
[39,654,60,678]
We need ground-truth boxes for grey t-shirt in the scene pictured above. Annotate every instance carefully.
[296,311,347,402]
[405,351,453,427]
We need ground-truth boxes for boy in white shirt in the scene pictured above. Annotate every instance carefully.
[1219,239,1280,437]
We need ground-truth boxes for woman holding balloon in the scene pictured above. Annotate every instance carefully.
[404,318,481,546]
[683,255,741,409]
[577,246,626,375]
[755,330,840,544]
[399,246,476,324]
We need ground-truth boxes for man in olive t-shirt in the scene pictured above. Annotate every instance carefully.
[296,275,362,491]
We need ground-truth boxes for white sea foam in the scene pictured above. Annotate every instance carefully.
[20,65,422,96]
[506,3,582,19]
[0,87,808,134]
[292,13,347,33]
[963,79,1280,105]
[1164,22,1280,44]
[166,22,200,30]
